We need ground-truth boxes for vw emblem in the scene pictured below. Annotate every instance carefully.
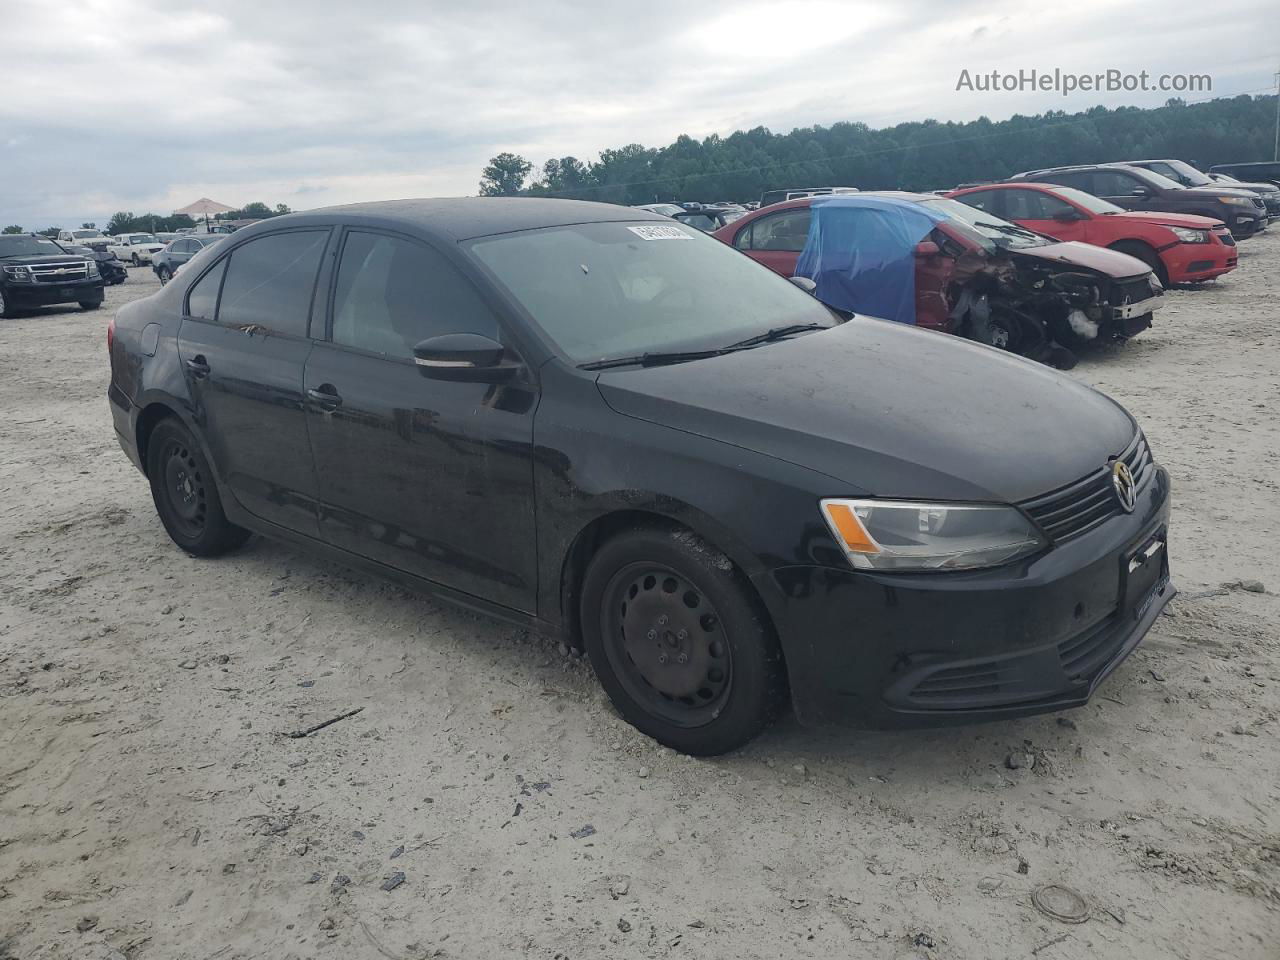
[1111,460,1136,513]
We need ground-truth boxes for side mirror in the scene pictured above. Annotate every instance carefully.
[1053,208,1085,222]
[788,275,817,295]
[913,240,940,257]
[412,333,520,383]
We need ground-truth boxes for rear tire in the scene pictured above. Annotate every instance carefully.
[146,418,250,556]
[580,523,786,755]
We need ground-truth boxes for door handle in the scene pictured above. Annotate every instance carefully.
[185,355,210,378]
[307,385,342,409]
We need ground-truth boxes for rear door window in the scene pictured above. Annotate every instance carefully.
[1090,170,1143,198]
[954,189,1004,216]
[743,210,812,251]
[216,231,329,337]
[185,259,227,320]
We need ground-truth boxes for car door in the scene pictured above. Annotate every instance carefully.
[731,208,811,276]
[1004,188,1090,243]
[1089,170,1151,212]
[303,228,539,612]
[176,228,331,537]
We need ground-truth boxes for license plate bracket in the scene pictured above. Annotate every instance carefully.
[1123,534,1167,619]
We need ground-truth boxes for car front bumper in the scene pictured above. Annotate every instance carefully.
[1162,238,1237,283]
[5,278,105,308]
[756,465,1173,728]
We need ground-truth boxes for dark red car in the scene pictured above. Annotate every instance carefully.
[712,192,1163,365]
[946,182,1236,285]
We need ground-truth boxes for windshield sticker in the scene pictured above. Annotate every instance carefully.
[627,225,694,241]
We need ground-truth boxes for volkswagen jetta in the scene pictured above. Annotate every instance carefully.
[107,198,1174,754]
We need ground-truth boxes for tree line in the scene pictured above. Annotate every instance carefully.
[2,202,295,238]
[479,94,1279,204]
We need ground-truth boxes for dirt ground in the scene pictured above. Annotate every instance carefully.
[1,235,1278,960]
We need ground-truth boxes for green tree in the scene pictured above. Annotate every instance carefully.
[239,201,274,219]
[108,211,136,234]
[2,225,23,234]
[479,153,532,196]
[274,203,292,215]
[81,222,96,229]
[38,227,60,238]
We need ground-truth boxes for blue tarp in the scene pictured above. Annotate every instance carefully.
[793,196,947,324]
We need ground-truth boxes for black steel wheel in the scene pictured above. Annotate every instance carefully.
[581,524,786,755]
[146,418,250,556]
[602,561,734,726]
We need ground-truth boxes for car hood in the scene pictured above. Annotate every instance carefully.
[1010,240,1151,278]
[0,253,92,266]
[596,319,1136,503]
[1211,180,1278,195]
[1107,211,1224,229]
[1179,186,1260,201]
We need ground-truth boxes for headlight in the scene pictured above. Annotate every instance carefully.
[1171,227,1209,244]
[85,259,100,278]
[819,498,1046,572]
[1218,196,1253,206]
[2,265,33,282]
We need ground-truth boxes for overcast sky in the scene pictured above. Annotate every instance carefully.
[3,0,1277,228]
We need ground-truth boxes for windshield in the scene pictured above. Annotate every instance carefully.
[1159,160,1213,187]
[919,197,1051,249]
[1130,168,1184,191]
[72,229,104,239]
[129,234,159,244]
[0,235,62,258]
[1052,187,1124,215]
[468,220,836,365]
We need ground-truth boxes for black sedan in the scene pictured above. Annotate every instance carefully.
[107,199,1173,754]
[152,234,226,284]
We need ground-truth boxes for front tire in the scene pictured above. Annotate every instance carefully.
[1109,241,1168,287]
[79,300,102,311]
[157,266,172,285]
[0,288,12,319]
[146,419,250,556]
[131,253,141,266]
[580,524,786,755]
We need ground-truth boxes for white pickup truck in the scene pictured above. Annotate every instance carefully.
[108,233,166,266]
[57,228,113,253]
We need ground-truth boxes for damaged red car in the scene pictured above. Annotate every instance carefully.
[713,192,1163,367]
[946,182,1236,285]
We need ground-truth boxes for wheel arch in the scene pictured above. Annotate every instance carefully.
[1106,238,1169,286]
[556,507,776,653]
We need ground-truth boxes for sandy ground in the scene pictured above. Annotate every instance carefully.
[1,237,1278,960]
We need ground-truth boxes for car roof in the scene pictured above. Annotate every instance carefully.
[274,197,668,242]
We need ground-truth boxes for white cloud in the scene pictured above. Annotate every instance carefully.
[1,0,1275,227]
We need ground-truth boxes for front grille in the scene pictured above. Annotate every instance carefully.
[1057,615,1123,680]
[1113,275,1158,304]
[1020,432,1152,544]
[1217,231,1236,247]
[31,260,90,283]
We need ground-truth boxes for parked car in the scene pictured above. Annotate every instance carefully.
[60,242,128,285]
[672,208,735,232]
[152,234,226,284]
[1123,159,1280,220]
[57,228,113,253]
[759,186,858,208]
[0,233,104,318]
[1207,161,1280,187]
[946,182,1236,285]
[107,198,1173,753]
[632,203,685,217]
[713,193,1163,367]
[1009,164,1268,239]
[109,233,166,265]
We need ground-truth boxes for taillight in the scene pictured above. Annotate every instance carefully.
[107,317,115,355]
